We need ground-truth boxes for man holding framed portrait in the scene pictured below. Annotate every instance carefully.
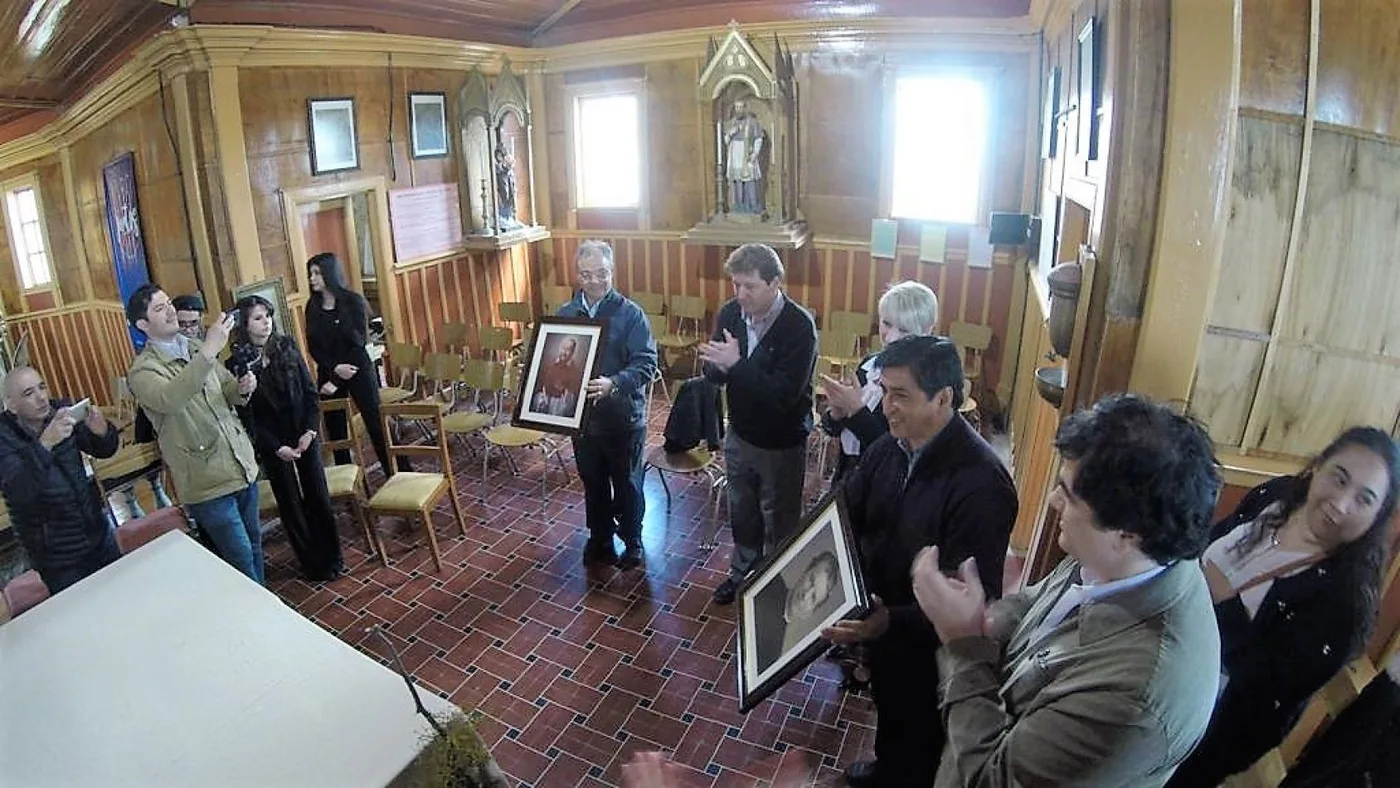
[555,240,657,570]
[824,335,1018,788]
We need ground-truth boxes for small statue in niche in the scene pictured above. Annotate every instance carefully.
[494,142,520,228]
[724,99,768,216]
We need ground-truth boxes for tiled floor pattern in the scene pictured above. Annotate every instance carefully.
[263,402,875,787]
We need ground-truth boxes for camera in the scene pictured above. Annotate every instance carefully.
[228,341,260,379]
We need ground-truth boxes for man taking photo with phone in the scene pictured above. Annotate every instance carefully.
[126,285,265,583]
[0,366,121,593]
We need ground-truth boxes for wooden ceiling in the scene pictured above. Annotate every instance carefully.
[0,0,1031,131]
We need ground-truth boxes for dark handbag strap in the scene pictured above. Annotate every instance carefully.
[1234,552,1327,597]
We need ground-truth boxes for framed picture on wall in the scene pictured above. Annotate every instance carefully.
[307,98,359,175]
[736,493,868,713]
[512,317,606,436]
[408,92,449,159]
[233,277,296,348]
[1077,18,1101,161]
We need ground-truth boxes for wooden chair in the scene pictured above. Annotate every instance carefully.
[948,322,993,429]
[657,295,708,378]
[480,364,568,507]
[631,291,665,315]
[366,402,469,573]
[478,325,515,364]
[817,329,862,376]
[381,341,423,405]
[643,447,726,548]
[441,359,504,457]
[438,322,471,359]
[319,397,385,566]
[498,301,533,357]
[829,310,873,354]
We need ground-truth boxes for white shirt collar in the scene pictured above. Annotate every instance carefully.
[1028,563,1168,646]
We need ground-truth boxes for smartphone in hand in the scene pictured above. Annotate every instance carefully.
[66,397,91,422]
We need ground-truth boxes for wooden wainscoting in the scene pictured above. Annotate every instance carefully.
[9,302,134,406]
[543,231,1020,399]
[390,243,533,351]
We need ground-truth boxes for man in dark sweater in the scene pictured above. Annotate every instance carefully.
[824,335,1017,788]
[698,243,817,605]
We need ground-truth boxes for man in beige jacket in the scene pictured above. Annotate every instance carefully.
[126,284,264,583]
[914,393,1223,787]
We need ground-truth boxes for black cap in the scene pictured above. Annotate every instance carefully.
[172,294,206,312]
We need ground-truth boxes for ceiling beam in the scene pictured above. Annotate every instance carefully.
[532,0,584,39]
[0,98,59,110]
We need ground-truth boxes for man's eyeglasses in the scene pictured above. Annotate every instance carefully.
[578,270,610,283]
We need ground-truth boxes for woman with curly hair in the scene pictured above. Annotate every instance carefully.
[230,295,344,581]
[1168,426,1400,786]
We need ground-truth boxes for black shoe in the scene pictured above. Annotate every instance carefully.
[712,576,741,605]
[843,760,880,787]
[617,543,644,570]
[583,538,618,566]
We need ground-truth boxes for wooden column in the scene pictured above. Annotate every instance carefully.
[207,66,264,288]
[170,72,223,313]
[57,146,94,303]
[1128,0,1242,402]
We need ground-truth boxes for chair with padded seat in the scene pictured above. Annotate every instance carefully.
[366,402,469,573]
[480,364,568,506]
[441,359,506,458]
[630,291,665,316]
[381,341,424,405]
[319,397,385,565]
[656,295,708,379]
[948,322,993,431]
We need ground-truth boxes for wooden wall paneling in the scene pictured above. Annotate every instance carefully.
[645,59,702,232]
[543,73,569,225]
[796,53,884,240]
[1240,0,1310,115]
[1279,129,1400,354]
[1315,0,1400,141]
[1191,334,1269,446]
[1252,348,1400,457]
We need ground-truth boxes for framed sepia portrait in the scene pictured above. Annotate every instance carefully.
[512,316,606,436]
[233,276,296,348]
[408,92,449,159]
[307,98,359,175]
[736,494,868,713]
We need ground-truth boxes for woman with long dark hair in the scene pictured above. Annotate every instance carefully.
[1167,426,1400,786]
[304,252,403,473]
[230,295,343,581]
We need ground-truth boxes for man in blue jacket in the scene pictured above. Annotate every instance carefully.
[558,240,658,569]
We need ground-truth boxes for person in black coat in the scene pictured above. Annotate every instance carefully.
[304,251,406,473]
[1167,426,1400,787]
[823,335,1018,788]
[0,367,121,592]
[231,295,343,581]
[820,280,938,484]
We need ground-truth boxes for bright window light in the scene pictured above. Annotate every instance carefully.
[891,76,989,225]
[575,93,641,209]
[4,185,52,289]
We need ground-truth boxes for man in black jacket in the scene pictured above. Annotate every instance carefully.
[0,366,121,592]
[824,335,1018,788]
[699,243,817,605]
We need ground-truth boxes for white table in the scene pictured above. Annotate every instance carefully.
[0,531,455,787]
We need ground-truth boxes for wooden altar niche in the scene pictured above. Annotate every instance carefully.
[683,23,809,249]
[455,60,549,250]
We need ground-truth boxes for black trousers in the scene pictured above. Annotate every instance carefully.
[869,628,946,786]
[263,440,343,578]
[321,367,409,472]
[571,428,646,546]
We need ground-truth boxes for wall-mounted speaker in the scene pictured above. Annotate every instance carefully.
[989,212,1032,245]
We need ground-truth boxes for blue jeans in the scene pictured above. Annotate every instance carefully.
[186,483,264,584]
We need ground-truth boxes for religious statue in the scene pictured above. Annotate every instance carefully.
[724,99,768,215]
[494,142,519,227]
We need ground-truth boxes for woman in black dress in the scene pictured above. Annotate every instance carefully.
[304,252,403,472]
[230,295,343,581]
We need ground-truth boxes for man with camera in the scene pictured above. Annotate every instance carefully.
[0,367,121,593]
[125,284,265,583]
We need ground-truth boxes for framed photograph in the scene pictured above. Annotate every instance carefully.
[1077,18,1101,161]
[736,494,869,713]
[408,92,449,159]
[307,98,359,175]
[233,277,296,348]
[511,316,606,436]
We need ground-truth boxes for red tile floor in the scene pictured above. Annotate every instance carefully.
[262,400,877,787]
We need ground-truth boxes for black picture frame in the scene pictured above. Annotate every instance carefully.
[1077,17,1101,161]
[1041,66,1062,160]
[307,97,360,175]
[511,316,607,436]
[408,91,449,159]
[736,493,869,713]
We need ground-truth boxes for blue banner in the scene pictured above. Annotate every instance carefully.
[102,152,152,351]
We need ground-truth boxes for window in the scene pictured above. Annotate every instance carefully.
[890,75,991,225]
[573,91,642,209]
[2,180,54,290]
